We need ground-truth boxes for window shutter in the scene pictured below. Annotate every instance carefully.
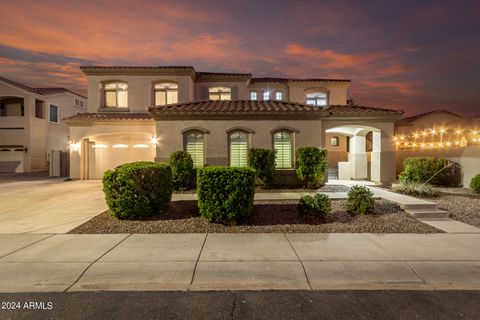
[200,86,209,100]
[186,133,204,168]
[231,86,239,100]
[274,131,292,169]
[230,131,248,167]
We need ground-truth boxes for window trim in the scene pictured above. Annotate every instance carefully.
[48,104,59,124]
[330,136,340,146]
[153,81,178,106]
[228,130,250,167]
[183,130,206,168]
[102,81,128,108]
[250,91,257,100]
[272,129,295,170]
[304,88,329,106]
[275,91,283,101]
[208,86,232,101]
[263,91,270,101]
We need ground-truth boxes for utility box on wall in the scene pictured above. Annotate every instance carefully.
[49,150,70,177]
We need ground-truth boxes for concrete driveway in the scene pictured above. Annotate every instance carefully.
[0,179,105,234]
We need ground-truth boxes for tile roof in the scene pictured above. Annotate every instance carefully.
[80,66,195,71]
[149,100,325,115]
[325,105,403,116]
[0,76,86,98]
[196,71,252,78]
[396,109,462,124]
[63,112,153,123]
[250,77,351,83]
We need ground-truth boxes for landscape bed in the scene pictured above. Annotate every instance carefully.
[427,188,480,228]
[69,199,441,234]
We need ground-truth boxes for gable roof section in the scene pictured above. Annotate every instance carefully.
[0,76,86,99]
[397,109,462,125]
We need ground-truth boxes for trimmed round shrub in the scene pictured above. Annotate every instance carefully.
[248,148,276,188]
[298,193,332,218]
[470,174,480,193]
[168,151,194,191]
[103,161,172,219]
[345,185,375,215]
[399,157,461,187]
[197,166,256,223]
[296,147,328,189]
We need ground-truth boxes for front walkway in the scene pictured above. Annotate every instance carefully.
[0,233,479,292]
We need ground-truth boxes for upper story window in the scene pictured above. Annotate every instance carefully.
[184,131,205,168]
[0,98,24,117]
[273,130,293,169]
[209,86,231,100]
[154,82,178,106]
[275,91,283,100]
[229,130,249,167]
[104,82,128,108]
[306,92,328,106]
[250,91,257,100]
[49,104,59,124]
[263,91,270,101]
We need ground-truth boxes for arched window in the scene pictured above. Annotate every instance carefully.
[273,130,293,169]
[330,136,339,146]
[306,92,328,106]
[250,91,257,100]
[104,82,128,108]
[154,82,178,105]
[209,86,231,100]
[229,131,249,167]
[184,131,205,168]
[275,91,283,100]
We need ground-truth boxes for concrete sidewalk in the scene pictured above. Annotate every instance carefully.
[0,233,479,292]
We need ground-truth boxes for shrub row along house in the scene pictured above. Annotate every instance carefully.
[0,76,87,174]
[64,66,403,185]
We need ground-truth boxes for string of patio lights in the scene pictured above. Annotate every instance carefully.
[393,127,480,150]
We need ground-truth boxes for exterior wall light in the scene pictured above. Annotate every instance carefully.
[69,142,80,151]
[133,144,149,148]
[150,136,159,145]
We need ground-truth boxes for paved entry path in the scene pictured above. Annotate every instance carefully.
[0,233,479,292]
[0,179,106,233]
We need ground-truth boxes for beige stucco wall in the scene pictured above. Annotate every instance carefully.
[288,84,348,105]
[325,133,348,166]
[86,75,193,112]
[396,111,462,135]
[154,119,322,165]
[194,81,249,100]
[396,146,480,187]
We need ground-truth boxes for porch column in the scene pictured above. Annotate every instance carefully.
[371,129,396,186]
[349,135,368,180]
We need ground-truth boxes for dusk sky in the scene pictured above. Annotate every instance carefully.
[1,0,479,116]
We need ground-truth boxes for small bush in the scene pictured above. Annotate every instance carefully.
[298,193,332,218]
[197,166,256,223]
[393,181,440,197]
[345,185,375,215]
[248,148,276,188]
[399,157,461,187]
[103,161,172,219]
[168,151,194,191]
[470,174,480,193]
[296,147,328,189]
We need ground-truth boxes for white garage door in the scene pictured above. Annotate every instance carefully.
[0,148,24,173]
[88,134,156,179]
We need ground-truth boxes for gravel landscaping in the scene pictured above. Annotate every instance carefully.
[69,199,441,234]
[427,188,480,228]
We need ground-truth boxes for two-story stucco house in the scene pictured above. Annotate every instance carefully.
[0,76,87,173]
[65,66,402,185]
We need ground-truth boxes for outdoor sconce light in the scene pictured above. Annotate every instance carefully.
[150,136,159,145]
[69,142,80,151]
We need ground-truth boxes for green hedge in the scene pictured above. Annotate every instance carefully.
[197,166,256,223]
[295,147,328,189]
[248,148,276,188]
[298,193,332,218]
[345,185,375,215]
[470,174,480,193]
[168,151,194,191]
[399,157,461,187]
[103,161,172,219]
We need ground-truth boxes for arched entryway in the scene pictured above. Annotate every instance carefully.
[323,122,396,185]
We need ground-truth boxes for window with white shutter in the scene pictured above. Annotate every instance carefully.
[229,131,249,167]
[185,131,205,168]
[273,131,293,169]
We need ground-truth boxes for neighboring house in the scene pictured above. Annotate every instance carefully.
[0,76,87,173]
[394,109,480,186]
[65,66,402,185]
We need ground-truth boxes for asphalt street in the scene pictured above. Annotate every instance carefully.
[0,290,479,320]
